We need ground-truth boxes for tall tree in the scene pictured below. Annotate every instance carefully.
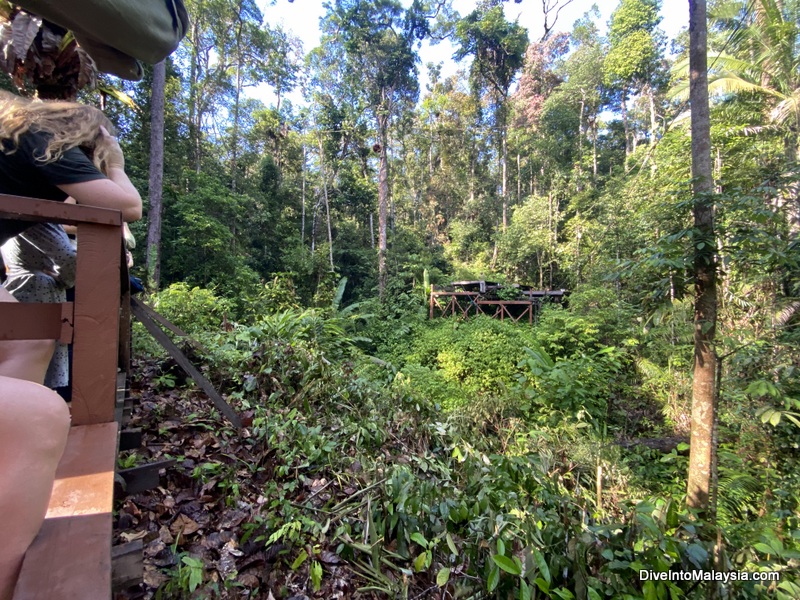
[454,5,528,234]
[146,60,166,290]
[687,0,717,514]
[321,0,422,297]
[604,0,665,155]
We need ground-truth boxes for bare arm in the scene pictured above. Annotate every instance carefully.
[56,127,142,222]
[58,176,142,222]
[57,175,142,222]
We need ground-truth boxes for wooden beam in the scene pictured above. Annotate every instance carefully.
[116,459,176,496]
[0,302,73,343]
[14,423,118,600]
[118,428,142,452]
[0,194,121,226]
[112,540,143,592]
[130,298,242,428]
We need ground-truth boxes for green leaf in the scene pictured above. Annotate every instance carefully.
[497,537,506,556]
[520,580,532,600]
[310,560,323,592]
[643,580,657,600]
[436,567,451,587]
[685,543,708,568]
[588,588,602,600]
[410,532,428,548]
[770,411,782,426]
[492,554,521,575]
[413,551,428,572]
[446,532,458,555]
[487,565,500,593]
[534,577,551,594]
[291,549,308,570]
[532,548,551,585]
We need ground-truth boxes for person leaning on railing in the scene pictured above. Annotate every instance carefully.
[0,90,142,600]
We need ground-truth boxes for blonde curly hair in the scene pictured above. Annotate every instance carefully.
[0,90,117,170]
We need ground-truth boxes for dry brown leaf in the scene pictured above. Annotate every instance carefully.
[11,12,40,61]
[120,530,148,542]
[158,525,174,545]
[170,513,200,537]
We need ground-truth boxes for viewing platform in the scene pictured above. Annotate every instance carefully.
[429,280,568,325]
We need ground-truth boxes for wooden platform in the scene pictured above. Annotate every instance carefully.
[13,422,119,600]
[1,195,126,599]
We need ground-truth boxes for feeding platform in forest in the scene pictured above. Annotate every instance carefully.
[429,281,567,325]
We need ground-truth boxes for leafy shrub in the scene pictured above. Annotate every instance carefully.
[401,316,538,405]
[535,285,637,358]
[515,343,626,425]
[152,283,232,334]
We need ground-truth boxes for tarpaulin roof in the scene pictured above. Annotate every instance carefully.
[15,0,189,80]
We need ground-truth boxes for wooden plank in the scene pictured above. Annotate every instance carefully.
[139,301,191,338]
[14,423,118,600]
[112,540,143,591]
[138,300,208,352]
[130,298,242,428]
[119,289,132,375]
[0,302,73,343]
[119,429,142,452]
[71,224,122,426]
[117,459,176,496]
[0,194,121,227]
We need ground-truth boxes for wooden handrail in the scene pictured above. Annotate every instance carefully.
[0,194,122,226]
[0,195,122,425]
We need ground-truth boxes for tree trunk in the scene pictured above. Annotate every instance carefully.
[377,112,390,298]
[592,116,598,181]
[188,18,201,174]
[648,84,657,147]
[687,0,718,516]
[501,126,508,232]
[578,92,585,183]
[620,89,631,157]
[301,142,306,243]
[316,135,334,271]
[146,60,166,292]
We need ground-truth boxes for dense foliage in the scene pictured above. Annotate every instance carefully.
[92,0,800,597]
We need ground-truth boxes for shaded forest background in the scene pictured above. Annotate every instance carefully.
[9,0,800,597]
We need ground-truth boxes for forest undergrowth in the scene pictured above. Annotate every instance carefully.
[115,282,800,600]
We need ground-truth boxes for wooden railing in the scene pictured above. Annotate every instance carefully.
[0,194,124,599]
[429,289,567,325]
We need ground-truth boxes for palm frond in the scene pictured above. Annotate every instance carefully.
[769,88,800,126]
[775,301,800,327]
[97,84,138,110]
[708,74,781,99]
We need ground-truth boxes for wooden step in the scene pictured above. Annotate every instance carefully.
[13,422,119,600]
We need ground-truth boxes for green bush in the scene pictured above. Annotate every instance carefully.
[152,283,233,334]
[515,343,626,425]
[401,316,538,406]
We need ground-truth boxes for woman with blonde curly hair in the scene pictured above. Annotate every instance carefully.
[0,90,142,599]
[0,90,141,232]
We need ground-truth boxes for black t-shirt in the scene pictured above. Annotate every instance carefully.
[0,129,106,243]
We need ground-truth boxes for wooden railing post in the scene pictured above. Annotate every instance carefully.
[71,223,122,425]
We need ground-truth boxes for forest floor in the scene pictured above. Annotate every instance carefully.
[114,358,422,600]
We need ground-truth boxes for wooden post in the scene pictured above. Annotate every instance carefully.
[71,223,122,425]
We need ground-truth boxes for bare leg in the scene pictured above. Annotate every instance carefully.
[0,376,70,600]
[0,287,54,384]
